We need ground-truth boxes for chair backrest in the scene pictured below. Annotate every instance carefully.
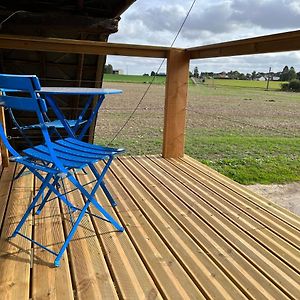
[0,74,47,112]
[0,74,66,173]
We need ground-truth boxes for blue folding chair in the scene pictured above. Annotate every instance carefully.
[1,84,87,180]
[0,74,124,267]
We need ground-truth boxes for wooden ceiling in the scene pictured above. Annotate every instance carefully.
[0,0,136,18]
[0,0,136,36]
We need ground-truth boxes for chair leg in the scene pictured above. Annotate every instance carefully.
[54,199,91,267]
[14,165,28,180]
[10,173,53,238]
[30,169,77,212]
[90,197,124,232]
[100,181,117,206]
[54,179,124,267]
[89,163,117,207]
[68,173,124,232]
[35,175,61,215]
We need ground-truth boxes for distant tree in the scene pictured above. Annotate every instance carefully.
[280,65,289,81]
[281,79,300,92]
[251,71,257,80]
[238,73,246,80]
[150,71,156,76]
[193,67,199,78]
[288,66,297,81]
[104,64,113,74]
[143,73,149,76]
[297,72,300,80]
[228,70,240,79]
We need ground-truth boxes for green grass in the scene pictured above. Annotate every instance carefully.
[185,134,300,184]
[98,77,300,185]
[104,74,286,90]
[96,133,300,185]
[204,78,285,90]
[95,136,162,156]
[103,74,167,84]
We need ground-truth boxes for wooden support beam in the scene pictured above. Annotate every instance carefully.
[0,34,170,58]
[187,29,300,59]
[0,107,9,167]
[162,49,189,158]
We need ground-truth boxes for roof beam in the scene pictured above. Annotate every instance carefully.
[0,34,170,58]
[186,30,300,59]
[1,30,300,60]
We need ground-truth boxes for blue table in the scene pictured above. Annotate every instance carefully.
[38,87,122,140]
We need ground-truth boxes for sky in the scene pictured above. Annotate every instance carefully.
[107,0,300,75]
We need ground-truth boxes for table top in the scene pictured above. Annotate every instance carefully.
[38,87,122,95]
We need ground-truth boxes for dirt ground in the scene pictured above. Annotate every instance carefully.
[247,183,300,216]
[101,82,300,216]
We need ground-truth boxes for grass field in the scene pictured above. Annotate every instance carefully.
[103,74,167,84]
[204,78,285,90]
[99,76,300,185]
[104,74,285,90]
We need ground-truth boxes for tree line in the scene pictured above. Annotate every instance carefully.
[191,66,300,81]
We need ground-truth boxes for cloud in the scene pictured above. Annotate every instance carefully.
[108,0,300,74]
[231,0,300,29]
[117,0,300,44]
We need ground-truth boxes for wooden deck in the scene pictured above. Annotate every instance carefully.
[0,155,299,299]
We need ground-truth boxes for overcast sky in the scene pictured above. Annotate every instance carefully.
[107,0,300,75]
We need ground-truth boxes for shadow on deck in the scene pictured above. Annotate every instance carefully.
[0,155,299,299]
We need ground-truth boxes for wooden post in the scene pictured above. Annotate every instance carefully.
[162,49,190,158]
[0,107,9,167]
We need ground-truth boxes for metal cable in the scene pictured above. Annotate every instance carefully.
[0,10,27,29]
[104,0,197,145]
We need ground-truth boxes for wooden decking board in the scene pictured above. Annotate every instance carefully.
[182,155,300,230]
[106,161,206,299]
[145,156,300,298]
[78,168,163,300]
[168,157,300,249]
[0,164,15,232]
[152,157,300,268]
[32,176,74,299]
[59,179,118,300]
[117,158,246,299]
[0,164,33,299]
[132,156,296,299]
[0,156,299,299]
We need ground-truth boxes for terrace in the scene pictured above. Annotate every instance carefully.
[0,156,299,299]
[0,18,300,300]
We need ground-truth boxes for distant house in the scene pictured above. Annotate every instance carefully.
[257,76,266,81]
[113,69,124,75]
[272,76,280,81]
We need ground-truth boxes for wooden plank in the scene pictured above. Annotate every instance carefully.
[144,156,300,298]
[77,169,164,300]
[31,176,74,300]
[118,157,254,299]
[154,156,300,265]
[124,156,294,299]
[0,34,170,58]
[182,155,300,230]
[187,29,300,59]
[0,107,9,167]
[162,49,190,158]
[166,158,300,250]
[59,178,118,300]
[0,164,33,300]
[108,159,225,299]
[0,164,15,226]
